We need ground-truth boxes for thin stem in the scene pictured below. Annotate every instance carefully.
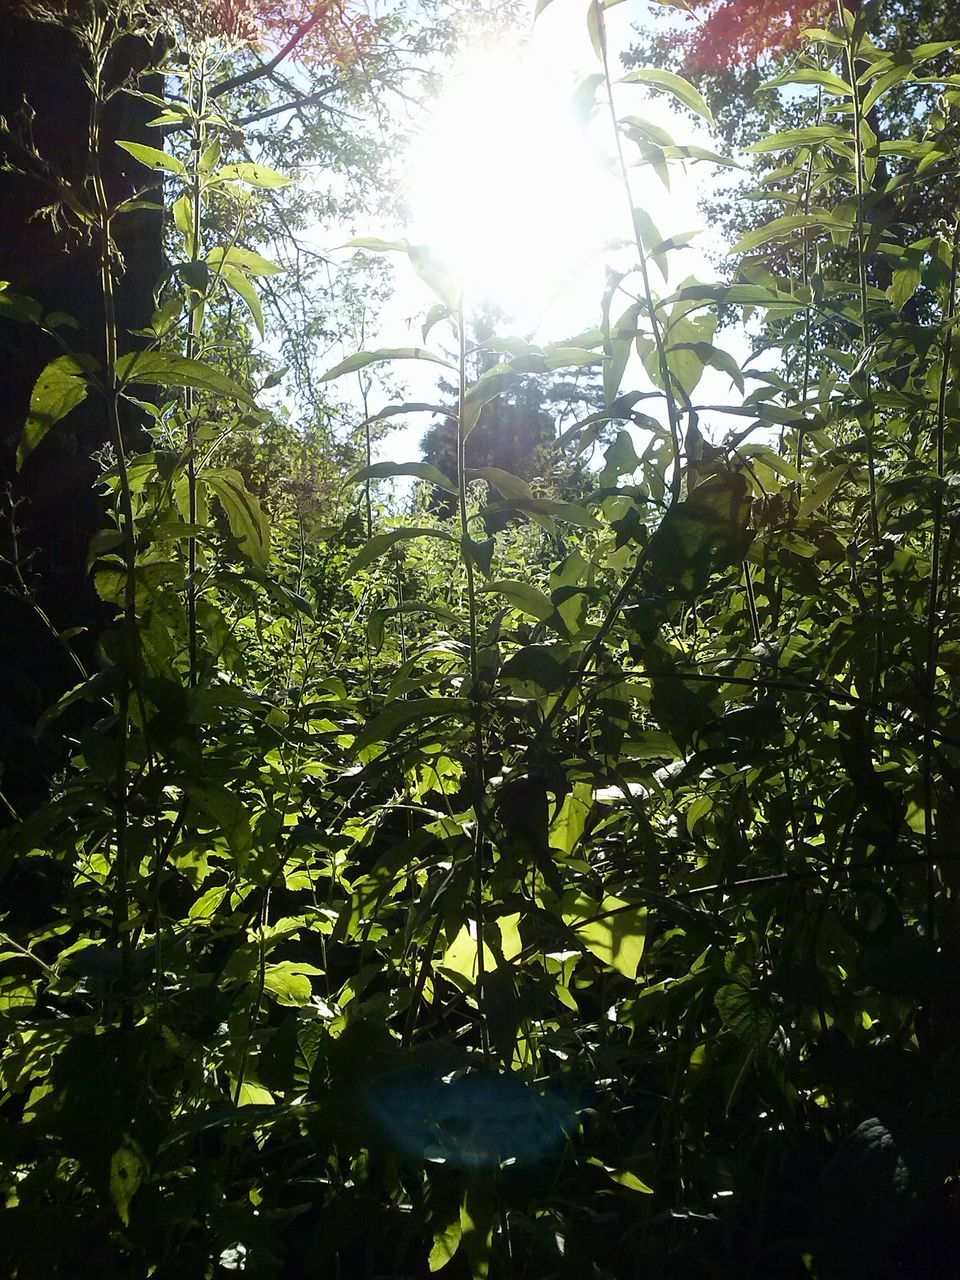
[456,300,490,1060]
[838,0,884,722]
[90,17,136,1027]
[534,7,689,743]
[598,5,682,503]
[744,560,761,644]
[185,51,208,689]
[923,216,960,936]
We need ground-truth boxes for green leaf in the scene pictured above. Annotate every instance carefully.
[320,347,456,382]
[587,1157,654,1193]
[115,352,256,407]
[648,471,753,599]
[798,463,849,518]
[461,369,519,436]
[760,69,852,95]
[484,580,555,622]
[109,1144,144,1226]
[620,68,715,126]
[888,264,921,312]
[440,924,497,988]
[188,884,229,921]
[115,140,185,175]
[460,1178,495,1280]
[206,246,283,277]
[715,983,774,1050]
[469,466,533,501]
[586,0,604,61]
[549,782,593,855]
[342,235,409,252]
[183,779,253,857]
[747,126,848,154]
[731,213,850,255]
[349,461,458,494]
[367,601,459,651]
[364,401,449,425]
[671,342,744,393]
[220,266,265,338]
[202,468,271,565]
[686,794,713,835]
[568,896,647,978]
[408,244,461,310]
[17,354,91,469]
[263,961,323,1006]
[345,526,457,576]
[353,697,471,753]
[216,161,291,187]
[429,1219,462,1272]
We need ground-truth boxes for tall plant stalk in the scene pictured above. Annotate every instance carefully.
[923,216,960,934]
[88,11,137,1024]
[535,3,685,741]
[185,48,209,688]
[456,300,490,1059]
[838,0,884,723]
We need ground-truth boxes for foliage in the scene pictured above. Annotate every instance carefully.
[3,3,960,1278]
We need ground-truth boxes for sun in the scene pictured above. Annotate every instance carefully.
[401,6,717,342]
[403,40,622,335]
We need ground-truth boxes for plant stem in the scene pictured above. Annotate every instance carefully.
[838,0,884,723]
[456,300,490,1060]
[89,14,136,1027]
[598,4,682,503]
[923,216,960,937]
[185,49,208,689]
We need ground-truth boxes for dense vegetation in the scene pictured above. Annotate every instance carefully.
[3,1,960,1275]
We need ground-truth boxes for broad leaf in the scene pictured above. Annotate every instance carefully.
[115,352,256,407]
[18,354,92,469]
[202,468,271,565]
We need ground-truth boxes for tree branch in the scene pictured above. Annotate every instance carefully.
[209,8,327,100]
[239,79,340,125]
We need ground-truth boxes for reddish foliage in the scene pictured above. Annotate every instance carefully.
[676,1,833,70]
[202,0,378,63]
[11,0,378,66]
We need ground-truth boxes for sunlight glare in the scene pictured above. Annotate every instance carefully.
[404,41,620,334]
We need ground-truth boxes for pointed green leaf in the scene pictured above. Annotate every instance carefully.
[183,779,253,856]
[798,463,849,518]
[408,244,461,311]
[115,352,256,407]
[320,348,456,382]
[342,236,409,252]
[484,580,554,622]
[429,1219,462,1272]
[349,461,458,493]
[578,897,647,978]
[346,526,456,576]
[353,697,471,753]
[469,467,533,501]
[202,468,271,565]
[747,126,848,154]
[220,266,265,338]
[216,161,291,187]
[18,354,91,469]
[620,68,714,126]
[115,140,185,175]
[109,1145,144,1226]
[760,69,852,95]
[206,246,283,277]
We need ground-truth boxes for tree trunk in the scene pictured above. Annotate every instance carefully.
[0,11,163,815]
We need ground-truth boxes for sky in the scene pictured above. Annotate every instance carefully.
[316,0,757,465]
